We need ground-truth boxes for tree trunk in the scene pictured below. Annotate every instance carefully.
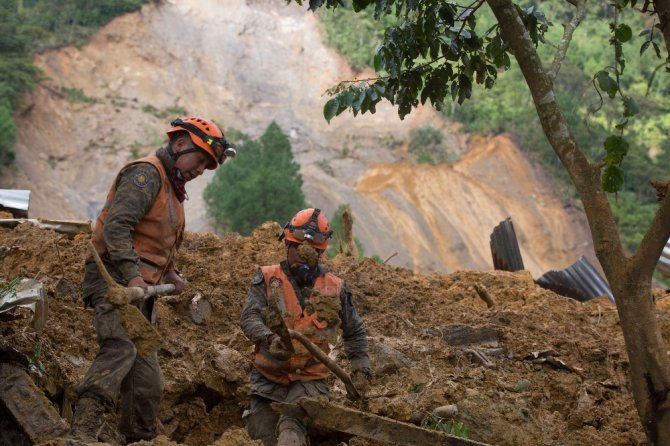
[486,0,670,443]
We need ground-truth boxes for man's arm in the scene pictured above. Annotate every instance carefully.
[103,163,160,283]
[340,282,371,372]
[240,271,275,346]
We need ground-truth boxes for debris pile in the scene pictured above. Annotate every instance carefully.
[2,221,667,445]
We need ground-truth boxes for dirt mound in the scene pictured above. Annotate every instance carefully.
[2,223,666,445]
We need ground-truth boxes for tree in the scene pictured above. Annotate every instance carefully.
[292,0,670,443]
[204,122,307,235]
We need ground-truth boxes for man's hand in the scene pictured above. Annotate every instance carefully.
[163,270,186,294]
[128,276,149,291]
[350,367,374,395]
[268,334,293,361]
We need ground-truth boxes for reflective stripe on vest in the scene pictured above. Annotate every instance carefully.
[251,265,342,384]
[91,155,185,284]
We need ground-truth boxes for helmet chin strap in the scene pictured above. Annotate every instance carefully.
[167,140,204,163]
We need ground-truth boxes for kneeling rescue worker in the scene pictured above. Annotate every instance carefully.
[69,117,236,443]
[241,208,373,446]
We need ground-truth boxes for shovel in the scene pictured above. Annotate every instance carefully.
[87,241,175,305]
[266,290,362,400]
[87,241,172,356]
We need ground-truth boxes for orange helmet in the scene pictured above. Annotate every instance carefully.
[167,117,236,169]
[280,208,333,250]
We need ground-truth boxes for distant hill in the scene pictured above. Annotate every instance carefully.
[2,0,596,276]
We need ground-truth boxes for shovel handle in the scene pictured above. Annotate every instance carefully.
[128,284,177,300]
[288,329,362,400]
[145,283,176,297]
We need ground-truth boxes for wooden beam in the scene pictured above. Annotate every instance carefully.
[273,398,490,446]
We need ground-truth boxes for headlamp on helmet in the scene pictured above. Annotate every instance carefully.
[167,117,236,169]
[278,208,333,250]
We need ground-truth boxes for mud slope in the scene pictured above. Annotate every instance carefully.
[2,223,666,445]
[0,0,597,275]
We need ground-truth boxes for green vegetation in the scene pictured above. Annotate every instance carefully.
[317,1,670,255]
[0,277,21,298]
[326,204,365,259]
[409,126,459,165]
[61,87,96,103]
[421,414,470,438]
[318,0,397,72]
[408,383,425,393]
[141,102,187,120]
[204,122,307,236]
[0,0,153,168]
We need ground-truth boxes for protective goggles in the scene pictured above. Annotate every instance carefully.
[285,225,332,244]
[171,118,237,163]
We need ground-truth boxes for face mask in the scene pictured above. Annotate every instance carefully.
[290,263,317,286]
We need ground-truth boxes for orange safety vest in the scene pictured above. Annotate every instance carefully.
[91,155,185,284]
[252,265,342,384]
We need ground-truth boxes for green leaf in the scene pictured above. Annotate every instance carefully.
[640,40,651,55]
[602,165,624,193]
[614,23,632,42]
[353,88,366,112]
[324,98,340,123]
[652,42,661,58]
[595,71,618,99]
[622,96,639,117]
[603,135,629,164]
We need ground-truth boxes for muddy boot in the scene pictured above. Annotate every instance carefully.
[68,396,106,442]
[276,418,307,446]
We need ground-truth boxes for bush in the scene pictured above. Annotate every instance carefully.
[408,126,458,165]
[204,122,307,235]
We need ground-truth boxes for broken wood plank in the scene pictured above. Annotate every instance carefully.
[0,218,92,236]
[273,398,490,446]
[0,363,69,443]
[436,324,499,347]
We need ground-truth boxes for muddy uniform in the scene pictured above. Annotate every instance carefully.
[240,261,370,446]
[76,147,180,442]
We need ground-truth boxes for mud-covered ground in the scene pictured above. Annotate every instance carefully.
[2,222,669,446]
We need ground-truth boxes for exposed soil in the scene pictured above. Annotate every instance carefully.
[2,0,597,277]
[2,222,669,445]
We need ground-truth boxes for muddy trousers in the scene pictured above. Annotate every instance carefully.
[245,395,308,446]
[75,267,164,442]
[245,371,329,446]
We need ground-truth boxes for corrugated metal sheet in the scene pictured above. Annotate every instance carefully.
[489,218,524,272]
[656,237,670,278]
[535,256,614,303]
[0,189,30,218]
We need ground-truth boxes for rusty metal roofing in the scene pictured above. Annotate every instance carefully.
[0,189,30,218]
[535,256,614,303]
[490,218,614,303]
[656,238,670,278]
[489,218,524,272]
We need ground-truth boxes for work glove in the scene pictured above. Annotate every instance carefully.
[268,334,293,361]
[350,367,374,395]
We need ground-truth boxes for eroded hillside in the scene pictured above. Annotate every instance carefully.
[1,0,596,277]
[3,223,668,445]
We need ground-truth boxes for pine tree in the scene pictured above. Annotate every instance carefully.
[204,122,307,235]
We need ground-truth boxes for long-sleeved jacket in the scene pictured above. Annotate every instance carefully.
[241,260,371,379]
[89,147,183,284]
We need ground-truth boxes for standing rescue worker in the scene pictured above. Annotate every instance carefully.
[69,117,236,443]
[240,208,373,446]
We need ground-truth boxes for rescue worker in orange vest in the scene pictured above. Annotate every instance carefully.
[241,208,373,446]
[69,117,236,444]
